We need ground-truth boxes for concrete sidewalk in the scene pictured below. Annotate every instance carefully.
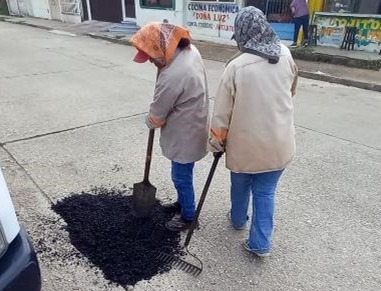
[3,16,381,92]
[292,46,381,71]
[190,41,381,92]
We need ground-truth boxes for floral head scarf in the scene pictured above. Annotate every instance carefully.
[233,6,281,64]
[131,22,191,67]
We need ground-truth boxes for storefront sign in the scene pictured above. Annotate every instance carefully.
[186,1,240,39]
[314,13,381,53]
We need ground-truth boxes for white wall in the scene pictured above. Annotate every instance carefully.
[62,13,81,23]
[31,0,50,18]
[185,0,242,45]
[6,0,49,18]
[49,0,63,21]
[6,0,21,15]
[13,0,33,16]
[135,0,242,45]
[135,0,185,27]
[6,0,83,23]
[189,33,236,45]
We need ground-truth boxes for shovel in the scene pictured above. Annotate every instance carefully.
[133,129,157,217]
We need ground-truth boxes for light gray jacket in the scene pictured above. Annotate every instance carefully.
[146,45,209,164]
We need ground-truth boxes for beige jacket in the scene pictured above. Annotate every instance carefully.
[211,44,298,173]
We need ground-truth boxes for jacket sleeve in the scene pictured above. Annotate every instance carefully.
[291,59,298,97]
[210,64,235,142]
[146,70,181,128]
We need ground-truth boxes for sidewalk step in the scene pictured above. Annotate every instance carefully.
[121,21,138,26]
[109,21,140,35]
[109,27,139,33]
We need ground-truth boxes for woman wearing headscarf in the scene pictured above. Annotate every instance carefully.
[210,7,298,257]
[131,22,209,231]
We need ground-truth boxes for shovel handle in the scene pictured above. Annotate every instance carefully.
[143,129,155,183]
[184,152,223,247]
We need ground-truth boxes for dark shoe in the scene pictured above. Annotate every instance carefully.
[289,42,298,48]
[163,201,181,214]
[165,214,197,232]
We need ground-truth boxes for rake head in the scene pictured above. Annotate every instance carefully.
[157,249,203,276]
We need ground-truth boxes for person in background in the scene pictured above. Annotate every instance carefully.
[290,0,310,48]
[131,22,209,231]
[210,6,298,257]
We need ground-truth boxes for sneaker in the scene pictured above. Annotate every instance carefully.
[165,214,196,232]
[289,43,298,49]
[227,211,246,230]
[303,40,309,47]
[242,240,270,257]
[163,201,181,214]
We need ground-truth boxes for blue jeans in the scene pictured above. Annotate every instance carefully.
[230,170,284,252]
[293,14,309,43]
[171,162,196,221]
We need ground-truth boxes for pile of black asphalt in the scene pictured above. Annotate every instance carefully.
[52,187,182,287]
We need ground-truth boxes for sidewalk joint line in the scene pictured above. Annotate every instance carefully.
[1,112,147,146]
[44,47,119,69]
[0,144,53,205]
[296,124,381,152]
[0,69,88,80]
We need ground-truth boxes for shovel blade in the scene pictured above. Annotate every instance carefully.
[133,181,157,217]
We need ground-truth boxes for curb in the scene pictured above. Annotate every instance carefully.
[86,32,131,45]
[291,49,381,71]
[298,71,381,92]
[5,19,381,93]
[4,18,51,30]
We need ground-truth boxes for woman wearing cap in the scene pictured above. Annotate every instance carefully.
[131,22,209,231]
[210,7,298,257]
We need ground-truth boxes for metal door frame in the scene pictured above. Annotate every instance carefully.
[85,0,129,22]
[122,0,136,21]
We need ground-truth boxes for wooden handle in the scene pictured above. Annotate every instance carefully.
[184,152,223,247]
[143,129,155,183]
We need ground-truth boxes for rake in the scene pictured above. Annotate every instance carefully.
[158,152,223,275]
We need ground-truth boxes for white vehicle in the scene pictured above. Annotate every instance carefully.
[0,168,41,291]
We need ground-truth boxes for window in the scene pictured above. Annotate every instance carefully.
[61,0,81,15]
[140,0,174,9]
[191,0,236,2]
[353,0,381,14]
[324,0,355,13]
[246,0,293,23]
[323,0,381,14]
[246,0,267,12]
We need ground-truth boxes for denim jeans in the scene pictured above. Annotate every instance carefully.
[293,14,309,43]
[230,170,284,252]
[171,162,196,221]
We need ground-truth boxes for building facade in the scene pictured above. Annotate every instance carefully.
[132,0,324,43]
[132,0,242,44]
[4,0,381,51]
[6,0,82,23]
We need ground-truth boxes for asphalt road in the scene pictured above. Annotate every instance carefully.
[1,22,381,291]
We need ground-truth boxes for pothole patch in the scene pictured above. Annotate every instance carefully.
[49,186,182,287]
